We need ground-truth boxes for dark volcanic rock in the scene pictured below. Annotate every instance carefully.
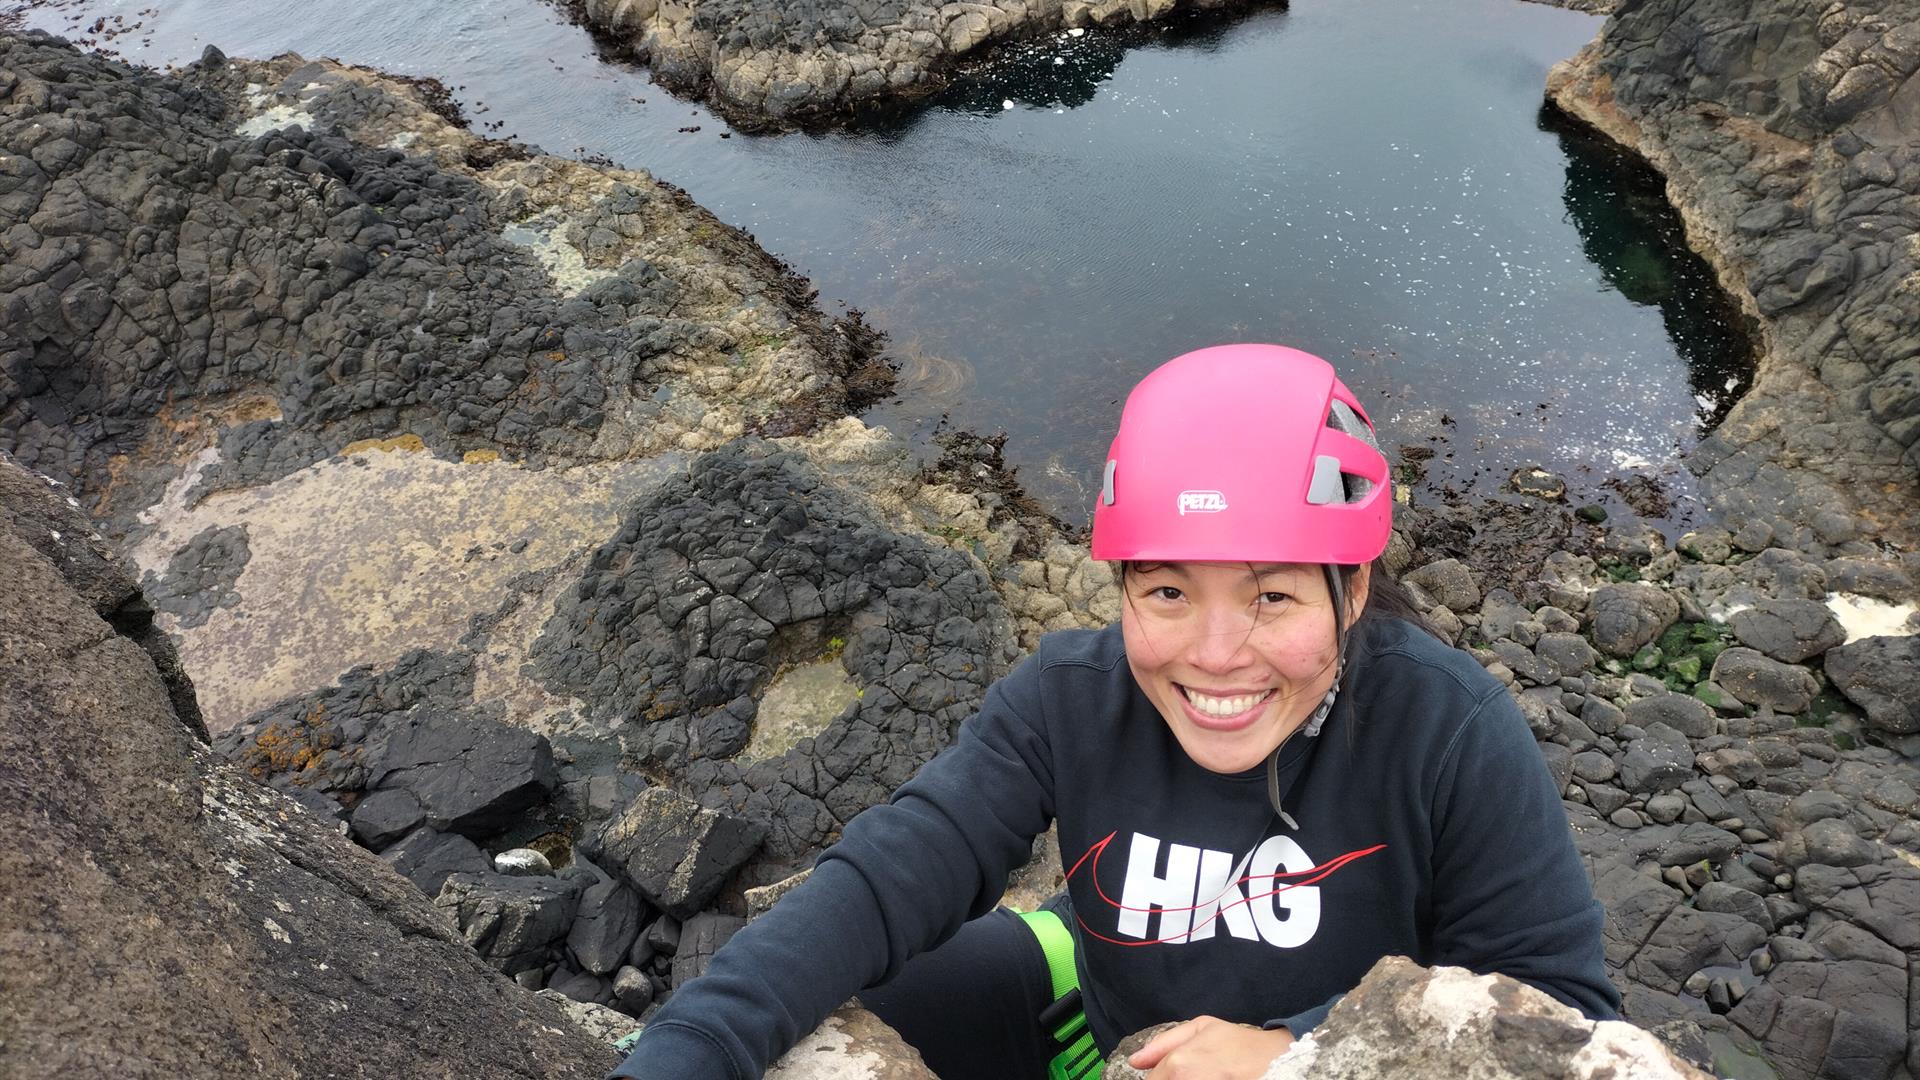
[366,708,559,837]
[437,871,586,975]
[1619,723,1695,795]
[670,911,748,988]
[1824,635,1920,735]
[583,787,766,919]
[572,0,1267,130]
[1728,599,1847,664]
[140,523,252,629]
[380,825,492,897]
[0,457,615,1075]
[533,440,1016,877]
[1710,648,1818,714]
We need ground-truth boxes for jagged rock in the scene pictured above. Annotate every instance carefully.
[1107,957,1708,1079]
[1824,635,1920,734]
[568,866,645,976]
[1728,600,1848,664]
[1710,649,1819,714]
[583,787,767,919]
[380,825,492,896]
[1588,583,1680,659]
[670,911,748,987]
[436,871,585,975]
[366,709,559,838]
[0,457,615,1074]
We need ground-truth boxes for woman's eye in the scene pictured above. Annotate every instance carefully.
[1152,586,1184,602]
[1258,592,1292,605]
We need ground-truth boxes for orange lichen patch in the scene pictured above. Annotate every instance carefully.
[462,449,501,464]
[341,434,427,455]
[235,703,347,780]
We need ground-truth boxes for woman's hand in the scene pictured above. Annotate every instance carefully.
[1127,1016,1296,1078]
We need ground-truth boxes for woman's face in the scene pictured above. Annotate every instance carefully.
[1119,561,1369,775]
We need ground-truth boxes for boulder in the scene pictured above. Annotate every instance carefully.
[569,870,645,976]
[380,825,491,896]
[1619,724,1695,795]
[1709,649,1818,714]
[1624,692,1717,739]
[366,709,559,837]
[349,787,425,849]
[1824,635,1920,735]
[435,871,585,974]
[0,457,616,1074]
[1103,957,1708,1079]
[1728,600,1846,663]
[1405,558,1482,613]
[671,911,748,987]
[1588,584,1680,659]
[584,787,767,919]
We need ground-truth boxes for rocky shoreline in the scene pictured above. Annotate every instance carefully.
[565,0,1269,130]
[5,14,1920,1080]
[1547,0,1920,552]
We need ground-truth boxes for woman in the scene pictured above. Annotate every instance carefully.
[610,344,1619,1080]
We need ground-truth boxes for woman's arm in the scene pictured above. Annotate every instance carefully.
[609,659,1060,1080]
[1425,686,1621,1020]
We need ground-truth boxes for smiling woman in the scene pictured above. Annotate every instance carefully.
[611,345,1619,1080]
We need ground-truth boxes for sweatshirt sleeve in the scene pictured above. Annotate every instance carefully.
[1424,686,1622,1021]
[609,654,1059,1080]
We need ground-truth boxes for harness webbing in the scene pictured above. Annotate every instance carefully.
[1016,909,1103,1080]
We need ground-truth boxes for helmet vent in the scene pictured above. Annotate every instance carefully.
[1319,400,1380,504]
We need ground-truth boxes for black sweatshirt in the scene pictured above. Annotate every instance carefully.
[610,617,1620,1079]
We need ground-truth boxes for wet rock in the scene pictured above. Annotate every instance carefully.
[1677,529,1733,564]
[583,787,767,919]
[1824,635,1920,734]
[1709,649,1818,714]
[1728,600,1847,664]
[1539,551,1602,612]
[365,709,558,837]
[1695,881,1774,934]
[494,847,555,876]
[1589,583,1680,658]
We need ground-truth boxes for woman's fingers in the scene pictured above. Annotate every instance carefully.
[1126,1017,1211,1070]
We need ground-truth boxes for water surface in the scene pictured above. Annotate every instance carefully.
[15,0,1753,525]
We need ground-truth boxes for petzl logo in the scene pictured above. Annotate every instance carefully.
[1177,490,1228,515]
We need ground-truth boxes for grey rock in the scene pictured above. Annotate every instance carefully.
[670,911,747,987]
[1535,632,1595,676]
[1538,742,1574,793]
[1571,750,1617,784]
[1644,793,1686,824]
[494,847,555,876]
[1694,881,1774,934]
[613,964,655,1012]
[1788,818,1878,869]
[1709,649,1818,713]
[1619,724,1694,795]
[1611,807,1644,828]
[1581,695,1625,735]
[1588,583,1680,659]
[1582,782,1632,816]
[549,969,610,1006]
[1651,823,1741,867]
[583,787,767,919]
[1405,558,1481,613]
[1625,692,1717,739]
[1728,599,1847,663]
[1825,635,1920,734]
[1677,529,1732,564]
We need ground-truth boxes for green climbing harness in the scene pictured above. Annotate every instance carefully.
[1016,909,1104,1080]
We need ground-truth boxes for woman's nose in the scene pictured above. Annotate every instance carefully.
[1183,604,1250,672]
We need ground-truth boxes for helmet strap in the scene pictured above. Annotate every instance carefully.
[1266,565,1355,828]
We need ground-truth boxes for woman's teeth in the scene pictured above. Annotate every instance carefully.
[1184,687,1270,718]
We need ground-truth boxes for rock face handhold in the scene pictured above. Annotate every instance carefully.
[763,1004,937,1079]
[366,709,559,837]
[1824,635,1920,734]
[0,456,616,1075]
[584,787,767,918]
[1105,957,1707,1079]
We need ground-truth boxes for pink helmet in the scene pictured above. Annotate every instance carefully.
[1090,344,1392,565]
